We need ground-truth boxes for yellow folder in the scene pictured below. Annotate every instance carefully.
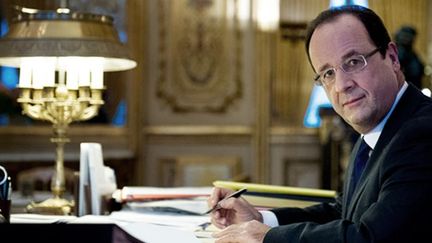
[213,180,336,208]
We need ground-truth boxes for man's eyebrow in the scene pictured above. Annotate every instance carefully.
[316,63,331,73]
[341,50,360,60]
[316,49,361,72]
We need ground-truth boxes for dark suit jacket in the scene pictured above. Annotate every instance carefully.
[264,84,432,243]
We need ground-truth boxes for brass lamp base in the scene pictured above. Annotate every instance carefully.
[26,197,74,215]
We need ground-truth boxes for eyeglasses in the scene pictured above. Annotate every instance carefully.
[314,47,381,86]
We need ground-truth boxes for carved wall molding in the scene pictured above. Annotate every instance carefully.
[143,125,252,135]
[156,0,243,113]
[279,22,307,41]
[142,125,252,144]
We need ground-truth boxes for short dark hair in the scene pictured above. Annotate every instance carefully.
[305,5,391,67]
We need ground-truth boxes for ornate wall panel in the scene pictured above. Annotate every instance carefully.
[270,0,328,127]
[157,0,242,113]
[272,32,314,127]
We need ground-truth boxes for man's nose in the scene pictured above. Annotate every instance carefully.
[333,69,354,92]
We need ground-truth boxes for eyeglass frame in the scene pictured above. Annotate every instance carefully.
[313,47,382,86]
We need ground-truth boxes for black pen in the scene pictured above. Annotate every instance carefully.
[203,188,248,215]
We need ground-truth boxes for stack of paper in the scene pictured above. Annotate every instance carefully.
[119,186,213,202]
[112,186,215,217]
[125,198,209,216]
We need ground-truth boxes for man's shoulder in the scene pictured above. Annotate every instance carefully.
[409,95,432,121]
[392,113,432,145]
[399,85,432,118]
[382,90,432,144]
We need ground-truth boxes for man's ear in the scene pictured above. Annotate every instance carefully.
[387,42,399,63]
[389,52,399,64]
[387,42,401,68]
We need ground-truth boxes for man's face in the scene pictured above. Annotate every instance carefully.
[309,14,403,134]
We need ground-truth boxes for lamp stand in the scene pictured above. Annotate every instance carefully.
[19,84,103,215]
[26,123,73,215]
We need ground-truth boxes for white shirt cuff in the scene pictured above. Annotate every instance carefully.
[260,210,279,228]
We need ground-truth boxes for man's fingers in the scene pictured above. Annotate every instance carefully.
[212,220,270,243]
[212,224,238,238]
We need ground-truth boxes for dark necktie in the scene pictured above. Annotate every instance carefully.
[349,138,371,199]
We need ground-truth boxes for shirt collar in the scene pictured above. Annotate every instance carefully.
[363,82,408,149]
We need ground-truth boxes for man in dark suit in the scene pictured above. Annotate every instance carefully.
[208,5,432,243]
[395,26,425,90]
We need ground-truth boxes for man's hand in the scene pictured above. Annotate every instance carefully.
[208,187,263,228]
[212,220,271,243]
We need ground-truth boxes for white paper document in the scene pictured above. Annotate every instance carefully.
[126,197,210,215]
[11,214,78,224]
[79,143,117,216]
[71,214,208,243]
[121,221,202,243]
[109,210,210,230]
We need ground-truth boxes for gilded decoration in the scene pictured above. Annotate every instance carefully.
[157,0,242,113]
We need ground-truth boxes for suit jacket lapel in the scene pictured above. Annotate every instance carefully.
[342,138,361,218]
[346,145,377,218]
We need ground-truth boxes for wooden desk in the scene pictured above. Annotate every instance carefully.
[0,223,142,243]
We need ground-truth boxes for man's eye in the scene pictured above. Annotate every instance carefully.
[345,57,363,67]
[323,69,335,79]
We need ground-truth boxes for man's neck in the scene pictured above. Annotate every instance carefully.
[363,82,408,149]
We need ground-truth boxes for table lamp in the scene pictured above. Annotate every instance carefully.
[0,6,136,214]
